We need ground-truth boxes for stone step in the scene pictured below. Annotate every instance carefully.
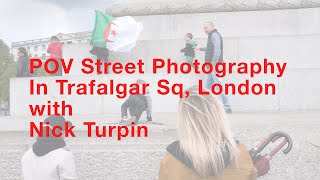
[1,111,320,179]
[0,112,177,131]
[1,128,319,180]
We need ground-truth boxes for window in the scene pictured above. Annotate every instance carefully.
[34,54,38,57]
[26,46,30,53]
[67,41,72,44]
[42,53,46,57]
[81,39,87,43]
[42,45,46,50]
[34,46,38,51]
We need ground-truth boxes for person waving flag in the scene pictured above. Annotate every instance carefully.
[91,11,143,52]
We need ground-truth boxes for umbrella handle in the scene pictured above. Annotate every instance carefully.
[249,133,271,157]
[257,133,272,148]
[251,131,293,161]
[269,138,288,157]
[270,131,293,154]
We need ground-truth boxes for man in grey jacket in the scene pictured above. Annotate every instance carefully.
[195,22,232,113]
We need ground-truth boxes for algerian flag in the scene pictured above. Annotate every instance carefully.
[91,11,143,52]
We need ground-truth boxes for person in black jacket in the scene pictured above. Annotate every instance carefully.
[180,33,197,65]
[120,94,148,124]
[16,47,30,77]
[120,79,152,124]
[89,46,110,74]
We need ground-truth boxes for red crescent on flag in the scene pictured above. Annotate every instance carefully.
[104,22,117,42]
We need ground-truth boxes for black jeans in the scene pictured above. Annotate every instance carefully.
[121,95,147,121]
[16,57,30,77]
[49,60,62,76]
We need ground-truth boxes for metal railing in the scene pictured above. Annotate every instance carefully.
[11,31,93,47]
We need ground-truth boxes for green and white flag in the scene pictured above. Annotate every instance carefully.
[91,11,143,52]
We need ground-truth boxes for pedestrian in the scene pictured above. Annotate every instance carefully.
[120,79,152,124]
[21,115,76,180]
[16,47,30,77]
[158,86,257,180]
[194,22,232,113]
[47,36,63,76]
[89,46,110,74]
[180,33,197,65]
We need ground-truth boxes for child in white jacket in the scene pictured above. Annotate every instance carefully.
[21,116,76,180]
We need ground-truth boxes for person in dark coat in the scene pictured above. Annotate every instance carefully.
[120,94,148,124]
[120,79,152,124]
[16,47,30,77]
[89,46,110,74]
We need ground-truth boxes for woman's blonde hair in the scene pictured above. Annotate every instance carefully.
[178,86,238,177]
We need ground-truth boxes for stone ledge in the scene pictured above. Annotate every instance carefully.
[106,0,320,16]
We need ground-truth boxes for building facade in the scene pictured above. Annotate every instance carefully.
[11,31,92,60]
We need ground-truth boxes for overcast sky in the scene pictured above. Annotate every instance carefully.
[0,0,123,46]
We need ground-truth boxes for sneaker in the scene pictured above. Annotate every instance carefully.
[120,116,127,123]
[225,109,232,114]
[125,116,136,126]
[147,116,152,122]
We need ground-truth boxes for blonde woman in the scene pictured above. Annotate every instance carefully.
[159,86,257,180]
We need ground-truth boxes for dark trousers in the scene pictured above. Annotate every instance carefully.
[50,60,62,76]
[121,95,147,121]
[17,58,30,77]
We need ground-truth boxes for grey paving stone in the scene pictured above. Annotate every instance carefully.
[0,111,319,179]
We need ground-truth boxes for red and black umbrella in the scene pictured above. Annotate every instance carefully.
[249,131,293,177]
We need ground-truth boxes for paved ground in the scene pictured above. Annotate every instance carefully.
[0,111,319,180]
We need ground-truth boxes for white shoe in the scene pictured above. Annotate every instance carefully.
[120,116,127,123]
[125,116,136,125]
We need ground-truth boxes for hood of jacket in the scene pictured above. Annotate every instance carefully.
[32,136,66,156]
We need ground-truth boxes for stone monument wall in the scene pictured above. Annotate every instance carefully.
[10,7,320,116]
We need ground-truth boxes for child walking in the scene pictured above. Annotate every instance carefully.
[180,33,197,65]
